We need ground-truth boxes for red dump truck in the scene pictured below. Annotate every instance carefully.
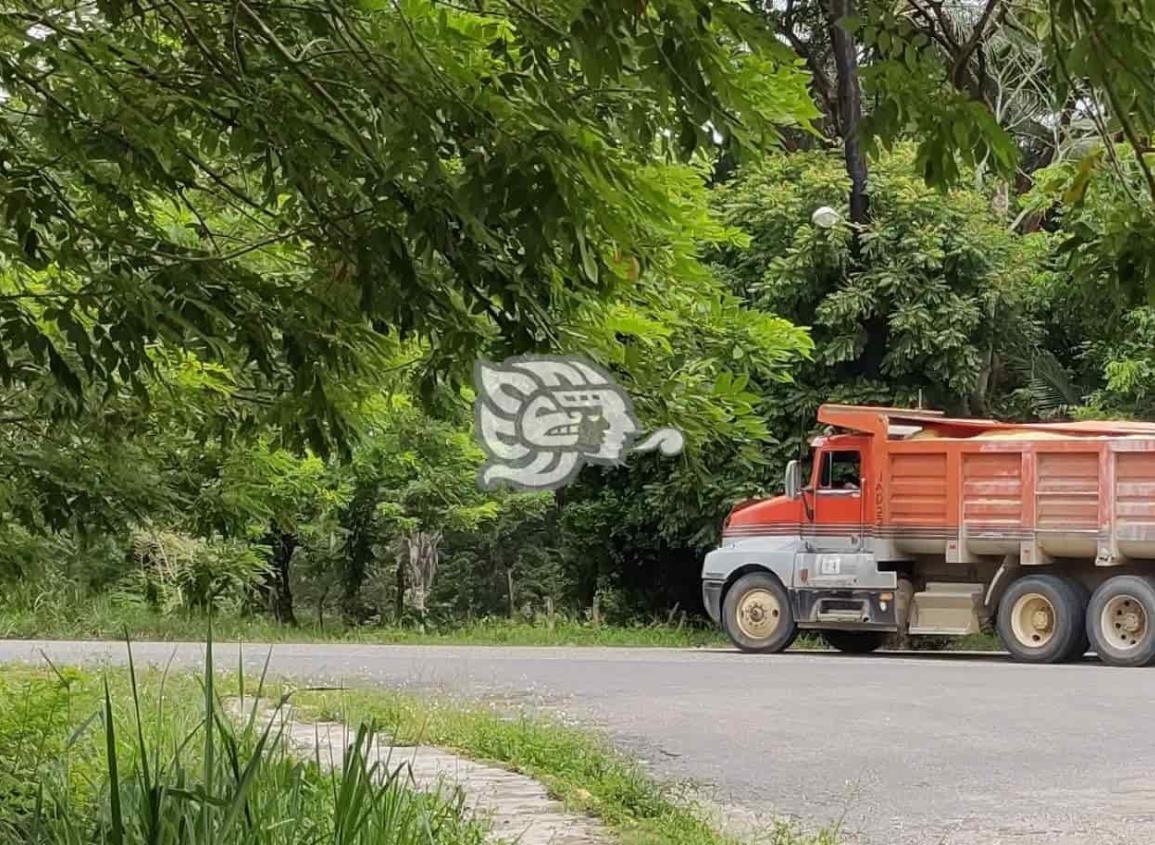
[701,404,1155,666]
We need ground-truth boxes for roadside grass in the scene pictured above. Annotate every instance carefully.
[291,686,839,845]
[0,586,1002,653]
[0,592,727,648]
[0,656,487,845]
[3,651,837,845]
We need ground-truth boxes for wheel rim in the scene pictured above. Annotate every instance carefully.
[1010,592,1056,649]
[1100,594,1149,652]
[735,588,782,641]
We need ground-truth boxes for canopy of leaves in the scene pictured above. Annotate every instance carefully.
[0,0,816,450]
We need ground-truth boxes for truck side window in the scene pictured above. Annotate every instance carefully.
[819,451,861,491]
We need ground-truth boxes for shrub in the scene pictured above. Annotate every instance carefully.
[122,530,269,613]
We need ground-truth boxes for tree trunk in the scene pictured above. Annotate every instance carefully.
[506,568,516,620]
[400,529,442,633]
[394,555,406,623]
[340,482,379,623]
[828,0,869,229]
[990,179,1010,219]
[969,336,996,416]
[827,0,886,378]
[316,583,331,629]
[262,524,298,626]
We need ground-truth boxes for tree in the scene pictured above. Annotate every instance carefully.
[1045,0,1155,203]
[829,0,870,225]
[336,397,535,627]
[435,492,558,619]
[0,0,817,452]
[194,441,336,624]
[712,146,1051,432]
[1016,152,1155,418]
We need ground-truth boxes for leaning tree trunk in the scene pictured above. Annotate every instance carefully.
[827,0,888,378]
[397,530,442,632]
[829,0,869,230]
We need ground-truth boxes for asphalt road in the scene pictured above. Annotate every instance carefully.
[2,640,1153,845]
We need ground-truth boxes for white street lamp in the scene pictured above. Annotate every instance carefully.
[811,206,841,229]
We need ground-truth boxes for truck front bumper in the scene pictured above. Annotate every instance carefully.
[702,579,724,624]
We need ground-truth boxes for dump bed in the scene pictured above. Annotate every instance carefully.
[818,405,1155,564]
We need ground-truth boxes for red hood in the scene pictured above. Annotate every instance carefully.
[724,494,803,535]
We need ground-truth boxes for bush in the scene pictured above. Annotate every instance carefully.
[122,530,269,613]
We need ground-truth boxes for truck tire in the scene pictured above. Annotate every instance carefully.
[1086,575,1155,667]
[721,571,797,653]
[822,630,887,654]
[996,574,1086,664]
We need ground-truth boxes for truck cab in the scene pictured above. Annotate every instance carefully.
[702,430,899,654]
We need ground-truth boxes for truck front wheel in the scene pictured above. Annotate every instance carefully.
[722,572,797,653]
[1086,575,1155,667]
[996,574,1086,664]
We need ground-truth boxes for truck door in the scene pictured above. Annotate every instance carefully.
[797,446,896,624]
[807,448,865,554]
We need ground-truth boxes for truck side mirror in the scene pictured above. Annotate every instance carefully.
[784,460,801,499]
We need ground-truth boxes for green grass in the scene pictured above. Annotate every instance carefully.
[0,591,727,648]
[0,657,488,845]
[0,588,1003,653]
[289,686,838,845]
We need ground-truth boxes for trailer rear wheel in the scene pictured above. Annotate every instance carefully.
[822,630,887,654]
[722,572,797,653]
[997,574,1085,664]
[1087,576,1155,667]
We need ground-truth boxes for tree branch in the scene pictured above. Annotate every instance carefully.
[949,0,1000,90]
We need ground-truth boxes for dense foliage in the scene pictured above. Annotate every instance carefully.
[3,0,1155,627]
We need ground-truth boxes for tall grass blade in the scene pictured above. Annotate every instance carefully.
[64,710,101,751]
[216,706,280,838]
[211,705,255,832]
[103,678,125,845]
[203,619,215,844]
[245,647,274,737]
[237,641,245,729]
[29,783,43,843]
[153,649,177,790]
[39,650,71,689]
[125,638,160,844]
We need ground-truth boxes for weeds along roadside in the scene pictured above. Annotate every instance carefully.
[0,593,1002,652]
[0,594,728,648]
[0,649,486,845]
[286,685,838,845]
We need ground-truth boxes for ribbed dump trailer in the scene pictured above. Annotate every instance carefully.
[701,404,1155,666]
